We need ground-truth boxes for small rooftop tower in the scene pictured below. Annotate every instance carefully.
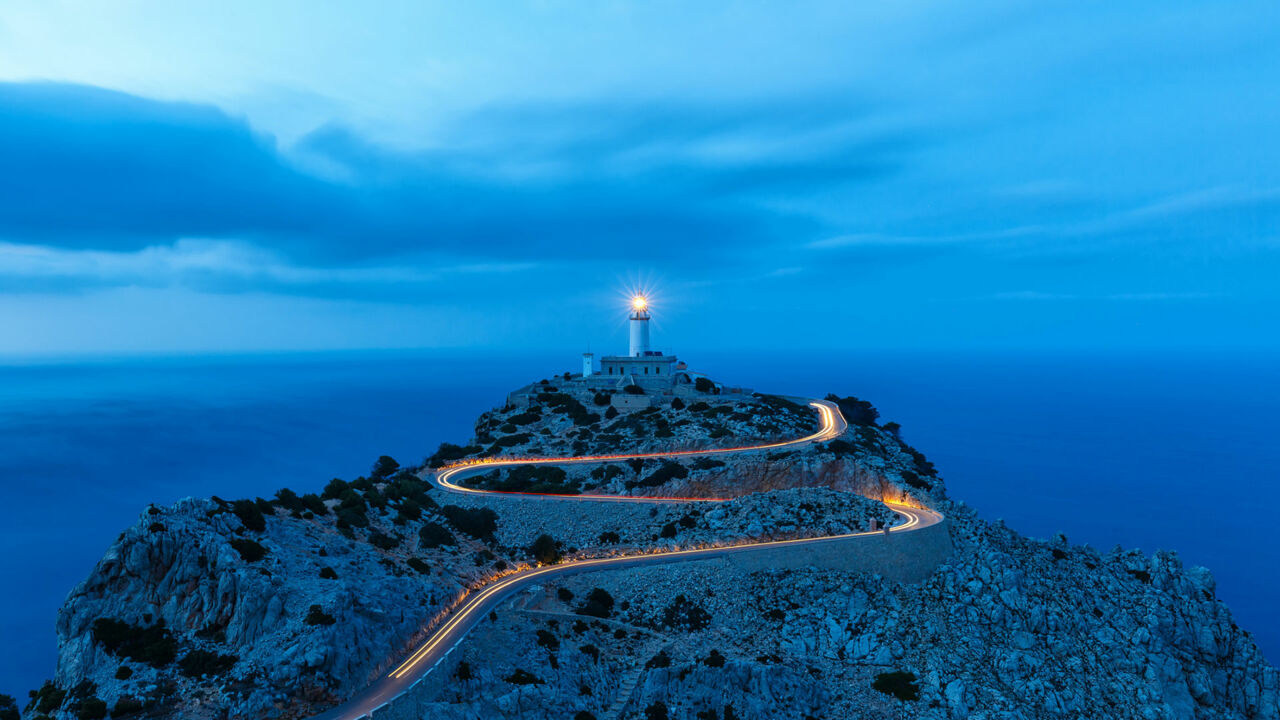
[629,295,651,357]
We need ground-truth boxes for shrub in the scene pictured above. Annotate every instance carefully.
[113,666,132,680]
[493,465,574,494]
[694,377,715,393]
[147,522,166,533]
[76,698,107,720]
[536,629,559,651]
[91,619,176,667]
[304,605,336,626]
[418,522,456,548]
[645,701,669,720]
[630,461,688,490]
[691,458,724,471]
[111,697,144,716]
[491,433,532,448]
[622,384,645,395]
[407,557,431,574]
[454,661,472,680]
[670,397,685,410]
[575,588,615,618]
[579,644,599,661]
[427,442,481,468]
[0,695,18,720]
[301,493,328,515]
[575,712,597,720]
[504,669,544,685]
[704,649,726,667]
[370,455,400,480]
[529,534,561,564]
[397,498,423,523]
[322,478,349,500]
[230,538,267,562]
[644,650,671,669]
[592,392,612,406]
[825,394,879,426]
[598,531,621,544]
[661,595,711,631]
[319,566,338,580]
[230,499,266,532]
[367,530,401,550]
[900,470,930,490]
[604,406,619,419]
[556,587,575,603]
[440,505,498,539]
[178,650,237,678]
[30,682,66,714]
[659,522,677,539]
[872,670,920,701]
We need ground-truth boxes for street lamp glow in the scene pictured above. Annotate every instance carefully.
[632,295,648,312]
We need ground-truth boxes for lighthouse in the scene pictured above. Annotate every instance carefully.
[629,294,651,357]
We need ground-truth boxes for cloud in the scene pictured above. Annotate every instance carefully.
[0,82,911,268]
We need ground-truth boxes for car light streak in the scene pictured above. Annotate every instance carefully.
[308,397,943,720]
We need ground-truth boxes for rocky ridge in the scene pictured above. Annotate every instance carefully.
[18,380,1279,720]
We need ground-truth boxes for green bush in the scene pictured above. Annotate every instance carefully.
[629,461,688,490]
[370,455,400,480]
[454,661,472,680]
[529,534,561,564]
[659,522,677,539]
[504,669,544,685]
[427,442,481,468]
[645,701,669,720]
[661,595,711,631]
[75,698,107,720]
[670,397,685,410]
[301,493,328,515]
[0,694,19,720]
[536,629,559,650]
[592,392,612,406]
[578,644,599,661]
[622,384,644,395]
[230,538,267,562]
[273,488,304,512]
[825,394,879,426]
[111,697,144,716]
[491,433,532,448]
[304,605,336,626]
[575,588,615,618]
[644,651,671,669]
[406,557,431,574]
[113,666,132,680]
[230,499,266,532]
[440,505,498,539]
[694,377,715,393]
[319,566,338,580]
[91,619,176,667]
[604,406,619,419]
[178,650,237,678]
[598,531,620,544]
[367,530,401,550]
[418,522,456,548]
[704,649,726,667]
[322,478,349,500]
[30,682,66,714]
[688,401,710,412]
[872,670,920,701]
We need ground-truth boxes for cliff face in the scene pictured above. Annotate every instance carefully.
[25,385,1280,720]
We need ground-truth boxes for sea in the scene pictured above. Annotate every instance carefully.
[1,349,1276,699]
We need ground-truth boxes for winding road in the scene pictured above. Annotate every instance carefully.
[310,399,944,720]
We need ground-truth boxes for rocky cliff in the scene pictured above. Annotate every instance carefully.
[20,384,1279,720]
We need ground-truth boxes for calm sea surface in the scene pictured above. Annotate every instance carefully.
[1,349,1276,698]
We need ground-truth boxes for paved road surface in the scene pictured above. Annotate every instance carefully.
[308,399,944,720]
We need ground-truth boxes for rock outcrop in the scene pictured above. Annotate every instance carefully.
[22,383,1279,720]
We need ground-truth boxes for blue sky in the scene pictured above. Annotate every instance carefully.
[0,1,1277,356]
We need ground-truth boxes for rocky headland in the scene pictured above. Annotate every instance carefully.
[12,378,1277,720]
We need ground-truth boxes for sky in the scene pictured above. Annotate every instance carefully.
[0,0,1277,356]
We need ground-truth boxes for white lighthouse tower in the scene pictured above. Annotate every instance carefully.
[628,295,651,357]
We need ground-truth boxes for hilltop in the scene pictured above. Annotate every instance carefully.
[13,376,1278,720]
